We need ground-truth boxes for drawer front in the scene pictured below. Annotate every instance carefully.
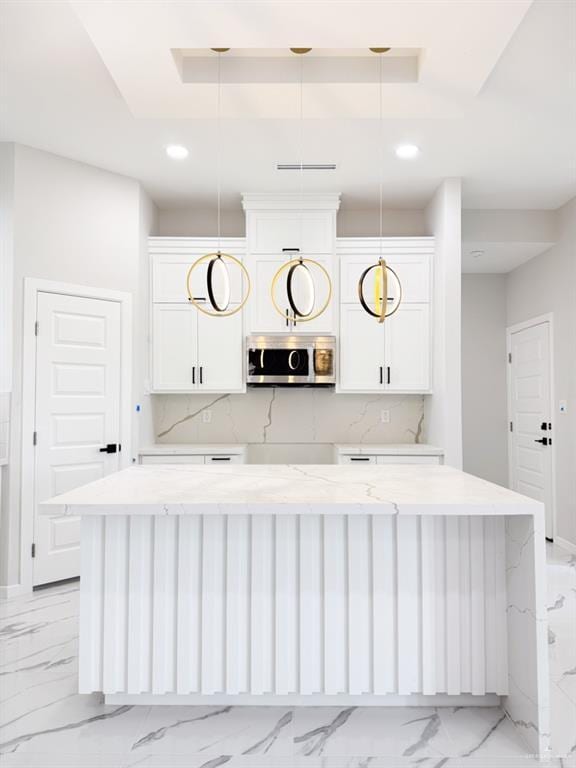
[205,454,243,464]
[140,454,205,465]
[340,455,376,465]
[376,455,441,465]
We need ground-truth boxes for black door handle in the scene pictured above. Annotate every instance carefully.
[534,438,548,445]
[99,443,118,454]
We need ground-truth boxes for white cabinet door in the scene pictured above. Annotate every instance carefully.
[249,211,334,254]
[249,256,289,333]
[340,252,430,304]
[249,254,334,334]
[384,304,430,392]
[197,307,244,392]
[339,305,385,392]
[152,304,197,391]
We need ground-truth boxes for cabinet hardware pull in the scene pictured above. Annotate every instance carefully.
[350,456,370,461]
[386,366,391,385]
[379,366,383,384]
[200,366,203,384]
[211,456,231,461]
[285,308,289,327]
[192,367,195,384]
[282,247,300,252]
[192,296,207,302]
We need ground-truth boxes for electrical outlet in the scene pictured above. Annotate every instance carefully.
[380,409,390,424]
[202,409,212,423]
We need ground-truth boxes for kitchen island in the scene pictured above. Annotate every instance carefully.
[43,463,550,756]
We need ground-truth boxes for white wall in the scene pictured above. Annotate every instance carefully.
[507,197,576,549]
[424,179,463,468]
[461,275,508,486]
[156,206,428,238]
[0,143,157,590]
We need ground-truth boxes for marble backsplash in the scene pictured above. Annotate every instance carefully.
[152,389,425,463]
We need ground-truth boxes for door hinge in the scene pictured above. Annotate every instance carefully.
[508,352,512,363]
[34,320,39,336]
[509,421,513,433]
[31,543,36,558]
[33,431,37,446]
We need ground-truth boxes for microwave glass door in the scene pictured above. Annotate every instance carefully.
[248,347,310,377]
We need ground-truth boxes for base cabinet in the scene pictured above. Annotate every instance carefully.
[139,452,245,465]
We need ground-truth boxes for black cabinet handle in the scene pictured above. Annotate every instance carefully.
[285,309,289,327]
[192,367,195,384]
[386,366,391,385]
[379,366,383,384]
[210,456,231,462]
[350,456,370,462]
[200,366,203,384]
[99,443,118,454]
[282,247,300,253]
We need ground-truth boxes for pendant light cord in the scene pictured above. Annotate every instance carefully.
[299,52,304,258]
[378,51,383,257]
[216,51,222,252]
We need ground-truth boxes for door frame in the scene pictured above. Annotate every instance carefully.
[506,312,556,539]
[20,278,132,592]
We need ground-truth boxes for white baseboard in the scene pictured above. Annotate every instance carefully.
[106,693,501,707]
[0,583,29,600]
[555,536,576,555]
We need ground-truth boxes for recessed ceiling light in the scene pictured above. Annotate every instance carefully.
[395,144,420,159]
[166,144,189,160]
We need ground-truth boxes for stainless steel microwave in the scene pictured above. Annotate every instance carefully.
[247,335,336,386]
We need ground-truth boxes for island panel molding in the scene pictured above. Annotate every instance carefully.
[79,512,507,699]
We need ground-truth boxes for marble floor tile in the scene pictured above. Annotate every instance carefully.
[1,544,575,767]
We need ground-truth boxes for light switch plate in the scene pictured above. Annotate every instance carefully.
[380,410,390,423]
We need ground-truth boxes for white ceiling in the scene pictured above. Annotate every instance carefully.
[1,0,575,211]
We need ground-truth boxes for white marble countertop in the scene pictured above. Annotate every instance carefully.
[334,443,443,455]
[139,444,246,455]
[42,464,542,517]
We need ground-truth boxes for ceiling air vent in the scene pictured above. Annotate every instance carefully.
[276,163,337,171]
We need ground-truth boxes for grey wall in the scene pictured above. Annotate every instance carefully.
[156,206,428,238]
[507,197,576,548]
[461,274,508,486]
[0,143,157,589]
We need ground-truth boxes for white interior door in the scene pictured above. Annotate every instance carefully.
[508,320,554,539]
[33,292,123,586]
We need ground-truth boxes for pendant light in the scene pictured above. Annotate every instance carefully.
[186,49,251,317]
[269,48,332,325]
[357,48,402,323]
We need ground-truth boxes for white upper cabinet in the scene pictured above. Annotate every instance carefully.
[338,238,432,304]
[150,238,245,393]
[248,210,335,255]
[243,193,340,334]
[151,238,246,303]
[337,237,433,393]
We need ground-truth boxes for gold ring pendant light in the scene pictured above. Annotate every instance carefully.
[357,48,402,324]
[186,48,251,317]
[270,48,333,325]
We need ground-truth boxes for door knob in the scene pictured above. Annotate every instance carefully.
[534,438,548,446]
[99,443,119,454]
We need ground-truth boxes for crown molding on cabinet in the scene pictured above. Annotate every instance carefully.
[242,192,341,211]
